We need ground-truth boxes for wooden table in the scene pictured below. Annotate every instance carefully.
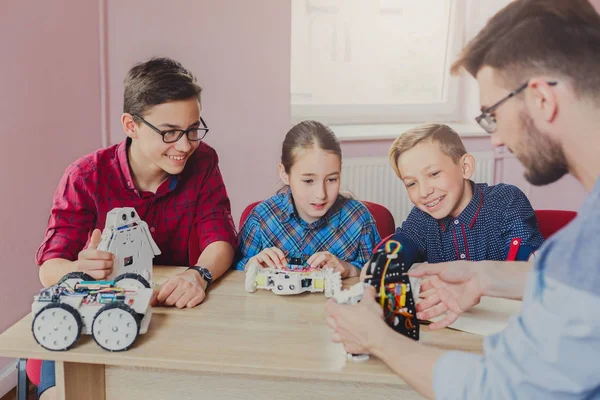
[0,268,484,400]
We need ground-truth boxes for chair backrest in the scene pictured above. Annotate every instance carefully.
[362,200,396,238]
[239,201,262,228]
[26,358,42,386]
[534,210,577,240]
[238,200,395,238]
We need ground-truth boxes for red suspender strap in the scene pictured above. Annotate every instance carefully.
[506,238,522,261]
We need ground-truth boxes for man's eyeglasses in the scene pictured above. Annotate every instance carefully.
[133,114,209,143]
[475,81,557,134]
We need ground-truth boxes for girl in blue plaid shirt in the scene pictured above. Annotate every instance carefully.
[235,120,381,278]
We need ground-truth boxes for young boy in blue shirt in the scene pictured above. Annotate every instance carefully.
[382,123,543,263]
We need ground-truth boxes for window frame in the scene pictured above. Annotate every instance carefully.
[290,0,467,125]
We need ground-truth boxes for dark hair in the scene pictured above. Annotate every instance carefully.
[451,0,600,100]
[281,120,342,174]
[123,57,202,117]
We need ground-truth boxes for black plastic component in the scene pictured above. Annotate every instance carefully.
[114,273,151,288]
[57,271,95,287]
[16,358,28,400]
[91,302,141,352]
[32,303,83,351]
[288,257,304,266]
[364,241,420,341]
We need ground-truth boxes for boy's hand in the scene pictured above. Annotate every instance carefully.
[152,269,207,308]
[249,247,287,269]
[308,251,357,278]
[75,229,114,280]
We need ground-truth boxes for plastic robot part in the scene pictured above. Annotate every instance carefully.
[364,240,420,341]
[31,303,83,351]
[347,353,370,362]
[32,207,159,352]
[331,239,420,365]
[57,271,96,290]
[332,283,371,362]
[332,282,365,305]
[245,261,342,297]
[92,302,140,351]
[97,207,161,284]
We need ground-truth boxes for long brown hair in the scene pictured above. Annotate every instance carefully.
[281,120,342,174]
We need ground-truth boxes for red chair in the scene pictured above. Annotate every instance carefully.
[239,201,261,228]
[238,199,395,238]
[534,210,577,240]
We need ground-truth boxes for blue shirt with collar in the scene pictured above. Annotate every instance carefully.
[386,182,544,263]
[234,190,381,270]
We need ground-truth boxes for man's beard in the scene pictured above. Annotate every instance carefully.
[516,111,569,186]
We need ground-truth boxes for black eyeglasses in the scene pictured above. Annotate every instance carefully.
[133,114,209,143]
[475,81,557,134]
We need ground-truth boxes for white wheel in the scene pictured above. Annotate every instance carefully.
[245,262,259,293]
[92,303,140,351]
[32,303,82,351]
[114,273,150,290]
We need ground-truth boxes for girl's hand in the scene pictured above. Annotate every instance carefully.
[308,251,358,278]
[248,247,287,269]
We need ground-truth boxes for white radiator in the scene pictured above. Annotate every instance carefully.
[342,152,496,226]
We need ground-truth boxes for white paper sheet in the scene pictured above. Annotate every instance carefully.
[430,297,523,336]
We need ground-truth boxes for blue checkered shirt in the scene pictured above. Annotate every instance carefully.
[386,182,544,263]
[234,190,381,270]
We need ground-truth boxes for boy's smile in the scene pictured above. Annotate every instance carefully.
[125,98,202,191]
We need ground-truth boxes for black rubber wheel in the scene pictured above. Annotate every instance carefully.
[57,272,95,287]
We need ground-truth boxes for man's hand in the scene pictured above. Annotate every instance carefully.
[325,285,387,354]
[308,251,357,278]
[152,269,207,308]
[408,261,485,330]
[74,229,114,280]
[249,247,287,269]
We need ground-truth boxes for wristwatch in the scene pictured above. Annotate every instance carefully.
[187,266,213,289]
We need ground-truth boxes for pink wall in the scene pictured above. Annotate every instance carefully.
[0,0,102,371]
[105,0,292,223]
[104,0,586,221]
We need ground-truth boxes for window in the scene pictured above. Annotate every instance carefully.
[291,0,465,125]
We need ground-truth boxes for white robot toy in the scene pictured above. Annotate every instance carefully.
[31,207,161,352]
[245,261,342,297]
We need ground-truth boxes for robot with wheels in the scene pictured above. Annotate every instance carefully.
[245,260,342,297]
[31,207,160,352]
[333,239,420,360]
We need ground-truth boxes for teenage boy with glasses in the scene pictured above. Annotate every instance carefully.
[36,57,237,399]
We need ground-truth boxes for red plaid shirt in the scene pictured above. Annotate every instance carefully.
[36,138,237,266]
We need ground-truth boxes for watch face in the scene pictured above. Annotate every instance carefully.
[200,267,212,282]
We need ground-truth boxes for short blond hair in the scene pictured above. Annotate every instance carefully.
[389,123,467,178]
